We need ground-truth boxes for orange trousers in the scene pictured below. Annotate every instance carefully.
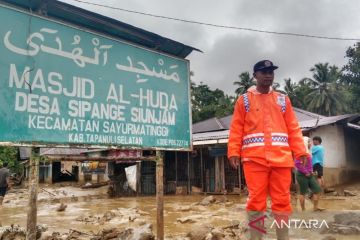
[243,161,292,214]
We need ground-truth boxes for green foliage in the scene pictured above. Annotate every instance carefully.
[301,63,347,116]
[342,42,360,113]
[0,146,20,173]
[284,78,305,108]
[191,81,234,123]
[233,72,255,97]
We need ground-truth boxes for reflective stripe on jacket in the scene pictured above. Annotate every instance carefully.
[227,86,308,167]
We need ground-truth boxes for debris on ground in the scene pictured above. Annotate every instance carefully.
[177,216,199,224]
[185,222,247,240]
[343,190,357,196]
[175,186,187,195]
[324,188,336,194]
[56,203,67,212]
[186,224,213,240]
[199,196,216,206]
[175,206,192,212]
[191,186,202,194]
[321,212,360,235]
[81,182,109,189]
[0,225,47,240]
[75,208,150,225]
[0,224,155,240]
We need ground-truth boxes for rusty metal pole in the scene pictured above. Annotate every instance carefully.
[156,151,164,240]
[200,148,204,192]
[187,152,190,194]
[27,147,39,240]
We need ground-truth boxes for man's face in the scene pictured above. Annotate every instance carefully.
[254,69,274,87]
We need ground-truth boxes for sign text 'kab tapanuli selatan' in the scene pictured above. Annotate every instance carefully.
[0,5,191,150]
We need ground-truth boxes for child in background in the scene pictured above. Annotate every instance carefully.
[312,136,325,188]
[295,137,323,211]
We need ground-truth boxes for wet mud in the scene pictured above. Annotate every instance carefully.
[0,182,360,239]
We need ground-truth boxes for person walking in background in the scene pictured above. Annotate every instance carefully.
[312,136,324,188]
[228,60,309,240]
[0,161,11,206]
[295,137,323,211]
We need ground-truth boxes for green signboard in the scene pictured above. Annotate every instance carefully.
[0,5,191,150]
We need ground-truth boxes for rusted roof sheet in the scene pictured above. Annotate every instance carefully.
[40,148,87,156]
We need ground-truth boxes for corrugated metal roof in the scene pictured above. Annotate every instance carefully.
[193,111,359,143]
[193,130,229,141]
[218,115,232,129]
[193,108,326,134]
[293,107,324,122]
[40,148,87,156]
[0,0,200,58]
[300,114,357,129]
[193,117,227,133]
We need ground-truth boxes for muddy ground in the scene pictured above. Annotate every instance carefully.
[1,182,360,239]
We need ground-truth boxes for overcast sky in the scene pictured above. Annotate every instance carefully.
[62,0,360,95]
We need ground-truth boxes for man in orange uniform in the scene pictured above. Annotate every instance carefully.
[228,60,308,240]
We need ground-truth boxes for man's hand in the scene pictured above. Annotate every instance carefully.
[229,156,240,169]
[299,155,308,167]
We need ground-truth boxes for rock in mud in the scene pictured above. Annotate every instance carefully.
[321,212,360,235]
[39,231,63,240]
[116,224,155,240]
[176,206,192,212]
[216,196,227,204]
[186,224,212,240]
[56,203,67,212]
[334,212,360,226]
[103,211,116,221]
[132,224,155,240]
[209,229,225,240]
[344,190,357,196]
[321,236,336,240]
[199,196,216,206]
[324,188,336,194]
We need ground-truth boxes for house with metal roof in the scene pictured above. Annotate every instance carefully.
[192,108,360,189]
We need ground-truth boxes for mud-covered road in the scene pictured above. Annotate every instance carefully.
[1,182,360,239]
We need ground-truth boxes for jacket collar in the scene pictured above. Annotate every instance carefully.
[247,86,273,95]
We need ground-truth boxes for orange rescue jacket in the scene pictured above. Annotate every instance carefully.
[227,86,308,167]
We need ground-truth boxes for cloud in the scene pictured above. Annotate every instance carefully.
[61,0,360,95]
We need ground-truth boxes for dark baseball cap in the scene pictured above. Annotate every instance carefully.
[253,60,278,72]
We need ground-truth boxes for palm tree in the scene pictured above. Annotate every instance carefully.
[302,63,347,116]
[283,78,304,108]
[272,82,281,91]
[233,72,255,97]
